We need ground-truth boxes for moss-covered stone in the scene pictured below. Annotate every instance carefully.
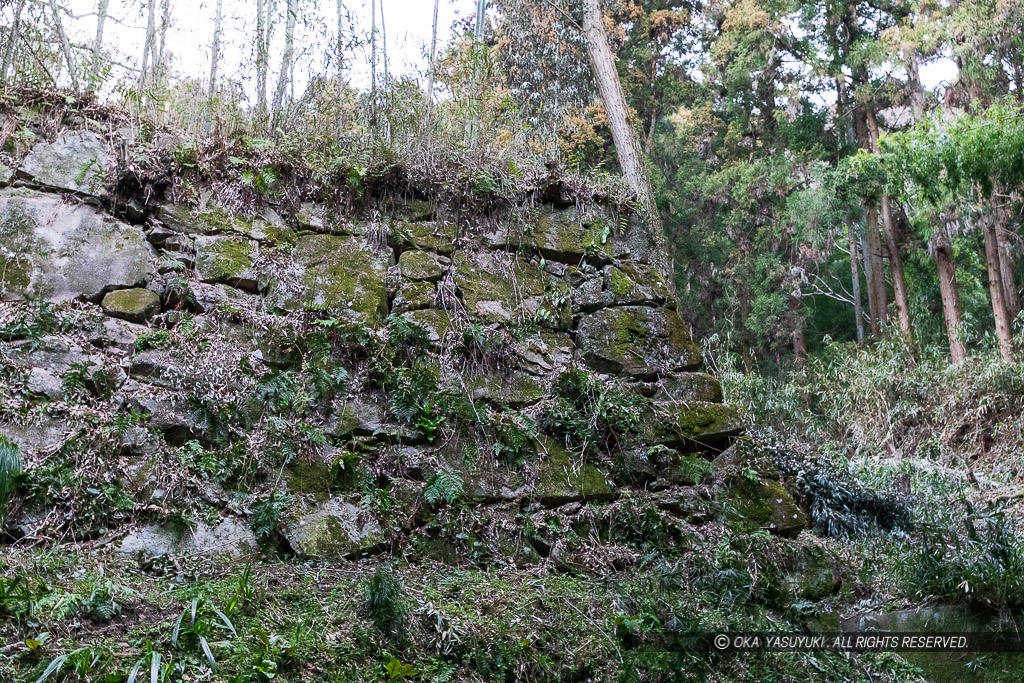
[534,440,614,506]
[781,539,842,600]
[394,198,434,222]
[0,188,154,302]
[713,440,806,538]
[101,288,161,323]
[653,372,724,403]
[401,309,454,345]
[283,498,386,559]
[266,234,391,327]
[576,306,703,378]
[284,449,353,493]
[642,401,744,451]
[398,249,446,282]
[532,210,614,263]
[194,235,259,291]
[603,262,671,306]
[388,221,456,255]
[466,371,544,408]
[454,251,570,329]
[392,281,436,313]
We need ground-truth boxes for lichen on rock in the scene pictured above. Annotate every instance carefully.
[576,305,703,378]
[101,288,161,323]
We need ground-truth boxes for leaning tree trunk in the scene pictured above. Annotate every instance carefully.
[49,0,80,91]
[999,226,1020,321]
[790,285,807,369]
[934,227,967,364]
[982,212,1014,361]
[996,190,1020,321]
[879,195,913,340]
[580,0,669,281]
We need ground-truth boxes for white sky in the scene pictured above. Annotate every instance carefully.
[48,1,956,108]
[63,0,478,99]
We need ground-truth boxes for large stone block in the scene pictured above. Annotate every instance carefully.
[194,235,260,292]
[265,234,391,327]
[454,251,570,329]
[576,306,702,378]
[19,130,108,194]
[283,498,386,559]
[0,188,154,302]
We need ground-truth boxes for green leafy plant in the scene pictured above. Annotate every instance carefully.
[364,564,409,638]
[424,470,463,506]
[385,658,421,680]
[83,581,121,622]
[0,436,23,521]
[171,597,237,671]
[36,646,108,683]
[414,401,446,442]
[250,492,293,544]
[135,331,172,352]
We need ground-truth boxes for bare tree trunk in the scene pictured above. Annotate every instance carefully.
[370,0,377,128]
[336,0,345,136]
[998,225,1020,321]
[272,0,297,121]
[139,0,157,92]
[89,0,109,92]
[880,195,913,340]
[934,228,967,364]
[790,288,807,369]
[849,225,865,342]
[380,0,389,85]
[865,110,912,342]
[208,0,225,101]
[49,0,80,91]
[256,0,272,125]
[739,285,754,374]
[424,0,440,126]
[475,0,486,40]
[156,0,172,85]
[580,0,669,281]
[982,212,1014,361]
[903,47,926,122]
[1,0,27,85]
[863,205,888,336]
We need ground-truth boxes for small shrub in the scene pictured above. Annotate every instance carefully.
[135,331,172,352]
[250,492,293,544]
[364,564,409,638]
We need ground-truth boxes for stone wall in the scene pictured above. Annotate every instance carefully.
[0,126,807,563]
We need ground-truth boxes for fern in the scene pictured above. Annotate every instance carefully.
[424,470,463,506]
[0,436,22,521]
[364,564,409,637]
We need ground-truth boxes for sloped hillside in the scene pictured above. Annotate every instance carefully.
[0,109,921,682]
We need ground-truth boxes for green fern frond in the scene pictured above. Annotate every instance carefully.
[0,436,23,521]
